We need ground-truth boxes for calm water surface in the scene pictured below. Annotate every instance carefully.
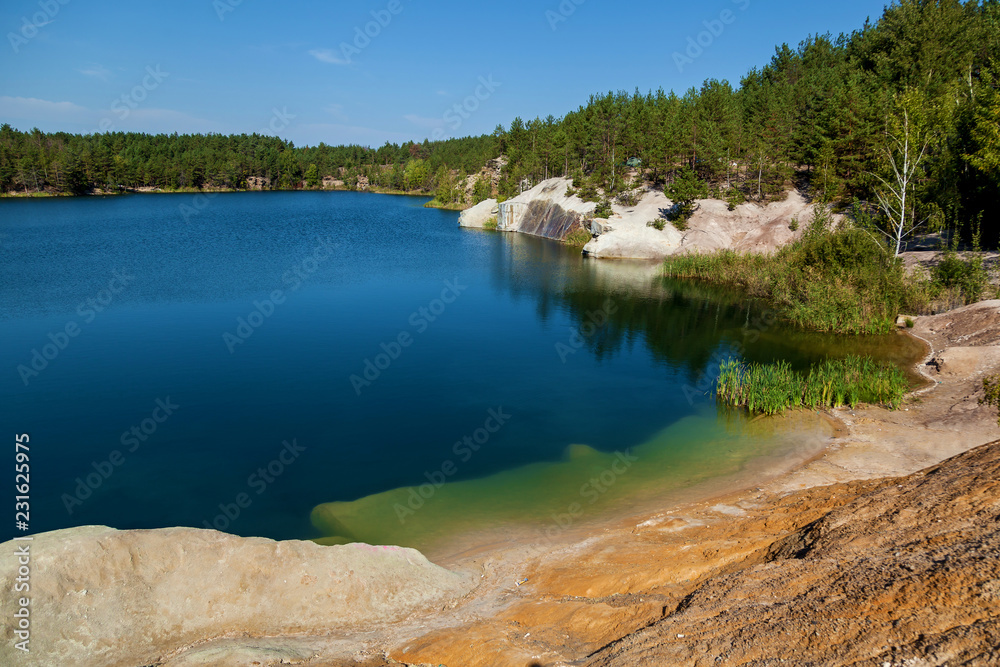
[0,191,923,550]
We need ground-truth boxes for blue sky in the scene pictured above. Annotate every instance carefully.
[1,0,890,147]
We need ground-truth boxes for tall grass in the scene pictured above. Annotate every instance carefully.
[717,355,908,415]
[662,220,929,335]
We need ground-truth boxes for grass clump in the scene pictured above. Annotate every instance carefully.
[662,212,925,334]
[564,227,593,247]
[647,219,666,231]
[483,216,498,231]
[717,355,908,415]
[980,374,1000,426]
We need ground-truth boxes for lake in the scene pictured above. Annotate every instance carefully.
[0,191,923,554]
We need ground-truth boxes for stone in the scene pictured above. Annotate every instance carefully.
[0,527,472,667]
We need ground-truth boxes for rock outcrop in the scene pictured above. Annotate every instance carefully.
[457,197,498,228]
[459,178,595,241]
[0,526,472,667]
[459,177,828,259]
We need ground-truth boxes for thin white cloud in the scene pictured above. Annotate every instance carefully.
[0,96,90,123]
[324,103,348,121]
[403,113,444,129]
[308,48,348,65]
[79,64,112,81]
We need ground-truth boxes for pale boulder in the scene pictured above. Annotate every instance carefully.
[0,526,472,667]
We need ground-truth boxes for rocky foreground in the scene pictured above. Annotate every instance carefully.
[3,303,1000,666]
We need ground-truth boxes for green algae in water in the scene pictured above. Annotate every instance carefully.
[311,407,834,553]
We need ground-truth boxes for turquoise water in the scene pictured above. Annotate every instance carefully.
[0,191,920,546]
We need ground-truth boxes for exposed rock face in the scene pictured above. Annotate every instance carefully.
[245,176,270,190]
[458,177,827,259]
[457,197,498,228]
[583,188,820,259]
[495,179,596,241]
[0,527,471,667]
[586,438,1000,667]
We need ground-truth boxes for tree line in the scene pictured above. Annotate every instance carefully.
[2,0,998,244]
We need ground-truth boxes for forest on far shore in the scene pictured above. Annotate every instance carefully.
[2,1,998,245]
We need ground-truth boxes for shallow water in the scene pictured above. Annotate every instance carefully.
[0,191,920,545]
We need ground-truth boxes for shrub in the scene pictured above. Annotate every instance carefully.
[594,198,613,218]
[662,223,924,335]
[789,216,799,232]
[667,167,708,225]
[647,219,666,231]
[726,187,745,211]
[483,216,498,231]
[981,374,1000,426]
[933,252,988,305]
[564,228,592,247]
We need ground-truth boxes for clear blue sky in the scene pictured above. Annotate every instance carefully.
[0,0,890,147]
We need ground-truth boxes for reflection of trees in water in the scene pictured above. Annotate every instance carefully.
[485,233,921,382]
[485,233,761,377]
[558,275,758,377]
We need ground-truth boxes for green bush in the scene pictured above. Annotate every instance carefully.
[593,198,613,218]
[933,252,989,305]
[667,167,708,225]
[647,219,666,231]
[725,187,745,211]
[662,223,926,335]
[981,374,1000,426]
[483,216,498,231]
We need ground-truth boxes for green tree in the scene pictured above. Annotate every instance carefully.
[305,163,319,188]
[667,167,708,223]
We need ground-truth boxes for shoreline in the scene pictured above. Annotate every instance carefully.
[377,300,1000,665]
[5,302,998,666]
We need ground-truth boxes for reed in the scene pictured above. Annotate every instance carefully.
[716,355,908,415]
[662,225,925,335]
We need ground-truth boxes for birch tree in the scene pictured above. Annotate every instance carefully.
[872,91,934,256]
